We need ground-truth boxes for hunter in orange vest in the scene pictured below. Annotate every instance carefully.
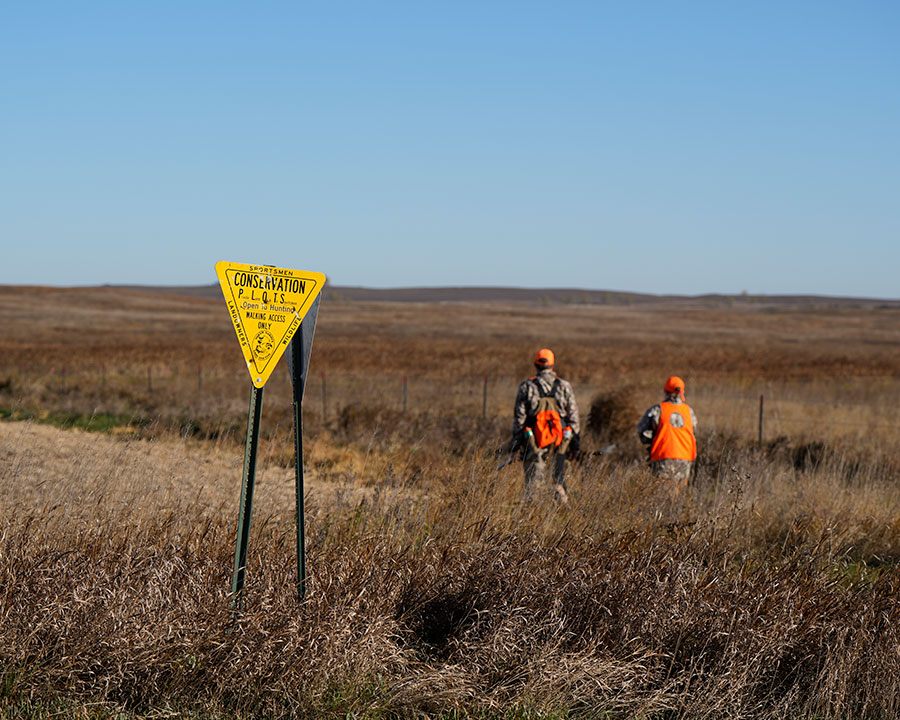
[637,376,698,491]
[512,348,581,504]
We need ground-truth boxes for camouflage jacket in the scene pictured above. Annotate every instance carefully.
[637,393,698,445]
[512,369,581,437]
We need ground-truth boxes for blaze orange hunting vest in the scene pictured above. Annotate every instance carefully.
[650,401,696,462]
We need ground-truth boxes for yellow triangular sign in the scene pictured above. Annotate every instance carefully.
[216,261,326,388]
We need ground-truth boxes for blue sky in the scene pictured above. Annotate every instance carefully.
[2,2,898,297]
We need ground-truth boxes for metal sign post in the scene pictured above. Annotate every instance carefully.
[216,262,325,613]
[291,336,307,601]
[286,295,320,602]
[230,383,264,612]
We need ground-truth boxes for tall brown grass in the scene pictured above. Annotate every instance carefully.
[1,287,899,718]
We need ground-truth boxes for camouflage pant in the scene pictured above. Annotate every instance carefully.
[650,459,693,497]
[523,437,571,499]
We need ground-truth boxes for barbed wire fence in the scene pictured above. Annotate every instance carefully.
[5,363,896,445]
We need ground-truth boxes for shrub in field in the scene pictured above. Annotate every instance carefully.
[586,387,634,440]
[585,387,644,459]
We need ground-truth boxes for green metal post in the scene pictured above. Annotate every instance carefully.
[292,336,307,601]
[230,383,264,613]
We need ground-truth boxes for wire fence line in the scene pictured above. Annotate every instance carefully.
[695,390,894,434]
[696,390,894,409]
[6,364,896,440]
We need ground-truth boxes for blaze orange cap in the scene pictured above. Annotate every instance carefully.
[534,348,555,367]
[664,376,685,399]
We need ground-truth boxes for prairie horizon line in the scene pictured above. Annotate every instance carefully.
[2,283,897,306]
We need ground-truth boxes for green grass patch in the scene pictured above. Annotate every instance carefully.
[834,556,896,587]
[0,407,149,434]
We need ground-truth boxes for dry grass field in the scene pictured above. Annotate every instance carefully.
[1,285,899,719]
